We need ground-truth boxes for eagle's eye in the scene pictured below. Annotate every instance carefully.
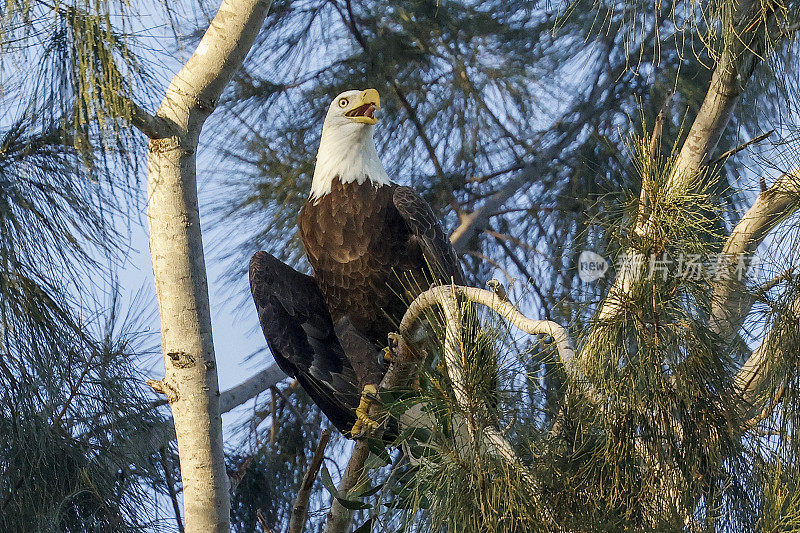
[337,97,349,108]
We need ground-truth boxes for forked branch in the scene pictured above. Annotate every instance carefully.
[324,283,574,532]
[709,167,800,341]
[593,0,779,334]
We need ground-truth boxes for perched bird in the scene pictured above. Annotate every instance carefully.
[250,88,463,438]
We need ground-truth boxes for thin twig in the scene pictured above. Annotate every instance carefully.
[289,429,332,533]
[159,447,185,533]
[256,509,276,533]
[492,236,552,321]
[703,130,774,167]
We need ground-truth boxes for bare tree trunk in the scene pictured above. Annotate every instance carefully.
[141,1,272,530]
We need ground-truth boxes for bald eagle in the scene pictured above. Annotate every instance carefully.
[250,89,462,439]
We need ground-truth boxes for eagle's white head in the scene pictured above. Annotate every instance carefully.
[309,88,391,201]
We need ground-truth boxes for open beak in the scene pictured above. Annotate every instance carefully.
[344,88,380,125]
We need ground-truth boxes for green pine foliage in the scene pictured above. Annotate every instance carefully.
[1,0,799,531]
[1,2,185,530]
[229,386,339,532]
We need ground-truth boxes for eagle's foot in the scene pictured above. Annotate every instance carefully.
[351,384,380,438]
[382,332,401,364]
[487,278,509,301]
[381,346,393,365]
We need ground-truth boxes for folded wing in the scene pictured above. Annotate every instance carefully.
[249,251,360,436]
[393,185,464,284]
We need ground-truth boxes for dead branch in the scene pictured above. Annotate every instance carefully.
[289,429,332,533]
[703,130,774,167]
[159,447,185,533]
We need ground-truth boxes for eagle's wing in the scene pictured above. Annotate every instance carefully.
[393,186,463,284]
[249,251,360,436]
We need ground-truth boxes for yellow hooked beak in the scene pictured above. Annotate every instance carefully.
[344,88,380,125]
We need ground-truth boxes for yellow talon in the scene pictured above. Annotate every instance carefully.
[383,332,403,363]
[351,384,379,437]
[382,346,393,364]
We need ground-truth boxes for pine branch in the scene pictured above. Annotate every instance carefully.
[709,167,800,342]
[447,29,639,254]
[735,296,800,413]
[664,0,774,194]
[398,285,575,371]
[410,285,543,494]
[586,0,781,358]
[449,135,574,253]
[324,283,576,532]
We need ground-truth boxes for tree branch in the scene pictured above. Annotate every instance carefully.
[447,30,639,254]
[734,296,800,414]
[128,98,175,139]
[703,129,774,167]
[398,285,575,372]
[289,428,331,533]
[588,0,778,357]
[139,364,287,459]
[664,0,770,195]
[449,138,572,253]
[219,363,287,413]
[709,167,800,341]
[323,329,424,533]
[325,284,575,532]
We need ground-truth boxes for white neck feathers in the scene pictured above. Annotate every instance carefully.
[309,123,391,201]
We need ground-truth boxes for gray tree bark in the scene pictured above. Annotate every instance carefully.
[138,0,273,530]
